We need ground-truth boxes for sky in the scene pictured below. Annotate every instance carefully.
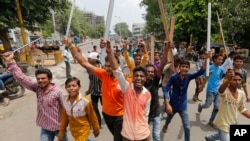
[75,0,146,33]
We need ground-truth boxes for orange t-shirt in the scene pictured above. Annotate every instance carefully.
[95,68,124,116]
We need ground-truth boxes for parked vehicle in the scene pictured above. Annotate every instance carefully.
[0,73,25,99]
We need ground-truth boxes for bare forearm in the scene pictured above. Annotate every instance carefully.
[107,51,119,70]
[218,82,229,93]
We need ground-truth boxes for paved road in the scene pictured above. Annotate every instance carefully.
[1,41,250,141]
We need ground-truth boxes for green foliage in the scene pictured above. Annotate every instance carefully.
[0,0,65,50]
[0,0,66,30]
[114,22,132,38]
[221,0,250,47]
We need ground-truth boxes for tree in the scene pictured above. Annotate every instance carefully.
[114,22,132,38]
[220,0,250,47]
[142,0,221,47]
[0,0,66,51]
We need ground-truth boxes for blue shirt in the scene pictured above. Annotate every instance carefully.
[207,65,224,92]
[163,68,205,110]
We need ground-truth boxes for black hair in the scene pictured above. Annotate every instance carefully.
[145,64,156,70]
[179,60,190,67]
[65,77,81,86]
[35,68,53,80]
[105,55,120,64]
[234,72,243,79]
[228,51,236,57]
[233,55,244,61]
[212,54,224,61]
[133,54,142,59]
[198,50,206,55]
[133,66,147,76]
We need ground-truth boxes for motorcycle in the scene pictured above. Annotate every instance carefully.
[0,74,25,99]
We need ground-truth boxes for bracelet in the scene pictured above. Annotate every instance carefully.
[73,53,81,59]
[69,45,75,49]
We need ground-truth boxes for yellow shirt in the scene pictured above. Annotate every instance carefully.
[214,88,247,132]
[59,94,99,141]
[124,51,148,78]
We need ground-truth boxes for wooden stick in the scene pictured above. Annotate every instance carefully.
[168,17,175,71]
[157,0,170,41]
[150,35,155,64]
[216,11,228,55]
[169,17,175,42]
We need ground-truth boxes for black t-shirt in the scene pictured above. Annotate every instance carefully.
[144,76,160,118]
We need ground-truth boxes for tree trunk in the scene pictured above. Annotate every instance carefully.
[0,29,12,51]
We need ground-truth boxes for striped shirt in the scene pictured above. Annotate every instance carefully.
[8,63,65,131]
[88,73,101,96]
[113,68,151,140]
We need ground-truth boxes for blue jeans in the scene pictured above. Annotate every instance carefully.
[0,73,12,90]
[200,91,220,122]
[165,109,190,141]
[149,115,161,141]
[40,128,68,141]
[206,129,229,141]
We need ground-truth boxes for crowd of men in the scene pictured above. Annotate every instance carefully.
[1,37,250,141]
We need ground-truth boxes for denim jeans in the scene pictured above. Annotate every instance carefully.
[165,109,190,141]
[200,91,220,122]
[206,129,229,141]
[102,112,123,141]
[91,95,102,126]
[40,128,68,141]
[149,115,161,141]
[0,73,12,90]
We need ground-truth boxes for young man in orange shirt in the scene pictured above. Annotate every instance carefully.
[63,37,124,141]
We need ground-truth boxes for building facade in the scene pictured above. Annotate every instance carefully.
[83,11,105,26]
[132,23,145,38]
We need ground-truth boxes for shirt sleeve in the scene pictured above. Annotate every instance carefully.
[58,106,69,138]
[140,53,149,66]
[113,67,129,93]
[8,63,37,92]
[239,91,248,113]
[189,68,206,80]
[94,68,106,80]
[124,51,134,70]
[85,97,99,131]
[163,75,174,100]
[145,97,151,122]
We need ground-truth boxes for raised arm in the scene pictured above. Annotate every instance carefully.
[156,41,170,78]
[106,40,129,93]
[106,40,120,70]
[63,37,96,74]
[1,52,37,92]
[140,40,149,66]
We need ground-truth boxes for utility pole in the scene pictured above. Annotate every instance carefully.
[15,0,32,65]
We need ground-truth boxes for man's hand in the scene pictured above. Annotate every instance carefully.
[246,96,250,102]
[62,36,72,47]
[165,102,173,115]
[1,51,14,63]
[93,129,100,137]
[100,38,107,49]
[139,40,145,47]
[58,136,64,141]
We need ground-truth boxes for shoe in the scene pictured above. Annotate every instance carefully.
[162,124,168,133]
[3,97,10,106]
[198,103,202,113]
[205,136,210,141]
